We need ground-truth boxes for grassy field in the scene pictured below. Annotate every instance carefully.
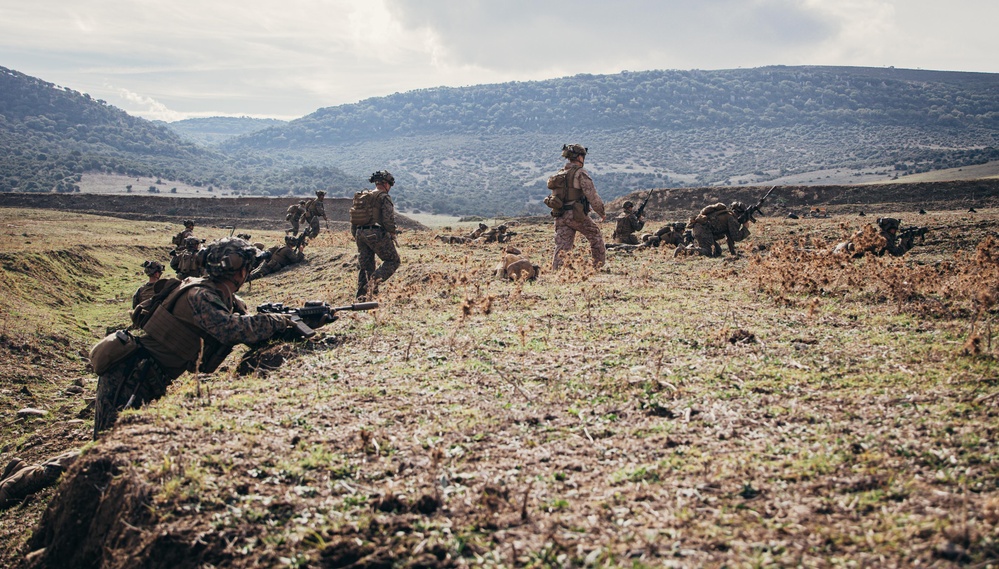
[1,206,998,568]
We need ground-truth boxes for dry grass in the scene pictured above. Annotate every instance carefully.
[2,207,999,568]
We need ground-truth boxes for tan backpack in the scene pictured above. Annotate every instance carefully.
[544,165,581,212]
[349,190,384,226]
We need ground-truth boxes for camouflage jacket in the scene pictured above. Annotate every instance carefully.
[613,212,644,238]
[140,279,290,378]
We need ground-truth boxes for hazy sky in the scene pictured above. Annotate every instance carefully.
[2,0,996,121]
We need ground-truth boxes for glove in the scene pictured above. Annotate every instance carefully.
[300,312,336,330]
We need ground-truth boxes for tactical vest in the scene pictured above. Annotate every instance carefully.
[177,251,201,274]
[349,190,385,226]
[140,279,234,373]
[544,166,583,212]
[286,204,302,222]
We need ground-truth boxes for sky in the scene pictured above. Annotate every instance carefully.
[2,0,997,122]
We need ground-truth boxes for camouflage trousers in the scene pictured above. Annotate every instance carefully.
[613,233,640,245]
[288,218,300,236]
[687,224,721,257]
[356,228,400,299]
[0,450,79,507]
[303,217,321,239]
[93,349,171,439]
[552,210,606,270]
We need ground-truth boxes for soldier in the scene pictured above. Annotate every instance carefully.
[246,235,306,282]
[643,222,688,248]
[549,144,606,270]
[0,450,79,508]
[833,217,918,258]
[302,191,328,239]
[171,219,195,248]
[352,170,401,299]
[93,238,304,437]
[677,202,750,257]
[480,224,515,243]
[132,260,164,308]
[170,236,204,279]
[494,246,540,281]
[286,200,307,236]
[612,201,645,245]
[468,223,489,240]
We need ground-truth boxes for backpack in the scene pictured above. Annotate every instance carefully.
[285,204,302,222]
[130,277,184,329]
[349,190,383,226]
[544,166,581,212]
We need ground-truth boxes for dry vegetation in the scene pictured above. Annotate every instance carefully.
[1,206,999,568]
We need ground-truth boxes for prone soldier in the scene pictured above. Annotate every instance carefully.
[92,238,313,437]
[247,235,307,282]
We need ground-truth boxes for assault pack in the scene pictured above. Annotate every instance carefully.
[349,189,384,226]
[130,277,185,329]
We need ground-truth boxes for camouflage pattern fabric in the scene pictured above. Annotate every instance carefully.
[247,246,305,281]
[613,211,644,244]
[95,286,291,437]
[171,229,193,247]
[355,228,400,299]
[132,281,157,309]
[552,209,606,270]
[0,450,80,508]
[170,250,203,279]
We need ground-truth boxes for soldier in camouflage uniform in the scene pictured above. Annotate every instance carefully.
[494,246,540,281]
[302,191,327,239]
[676,202,750,257]
[286,200,307,236]
[171,219,195,248]
[246,235,306,282]
[94,238,301,438]
[833,217,917,258]
[480,224,515,243]
[612,201,645,245]
[435,223,489,244]
[643,222,688,248]
[550,144,606,270]
[170,236,204,279]
[353,170,401,299]
[0,450,79,508]
[132,260,164,308]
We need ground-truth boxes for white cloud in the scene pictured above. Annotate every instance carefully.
[1,0,997,120]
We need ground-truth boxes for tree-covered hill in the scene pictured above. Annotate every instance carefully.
[0,66,360,195]
[225,66,999,215]
[159,116,287,146]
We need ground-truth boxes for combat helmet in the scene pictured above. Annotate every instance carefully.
[183,219,195,228]
[315,190,326,198]
[730,201,748,214]
[284,235,298,246]
[877,217,900,233]
[561,143,587,160]
[202,238,259,279]
[369,170,395,187]
[142,260,164,277]
[623,201,635,209]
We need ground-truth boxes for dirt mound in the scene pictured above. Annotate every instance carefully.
[0,194,426,232]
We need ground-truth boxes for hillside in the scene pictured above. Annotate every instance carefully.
[2,206,998,567]
[224,66,999,215]
[4,64,999,215]
[159,117,288,146]
[0,66,362,196]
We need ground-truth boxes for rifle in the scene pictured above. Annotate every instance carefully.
[635,189,656,219]
[738,186,776,225]
[257,300,379,338]
[898,226,929,243]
